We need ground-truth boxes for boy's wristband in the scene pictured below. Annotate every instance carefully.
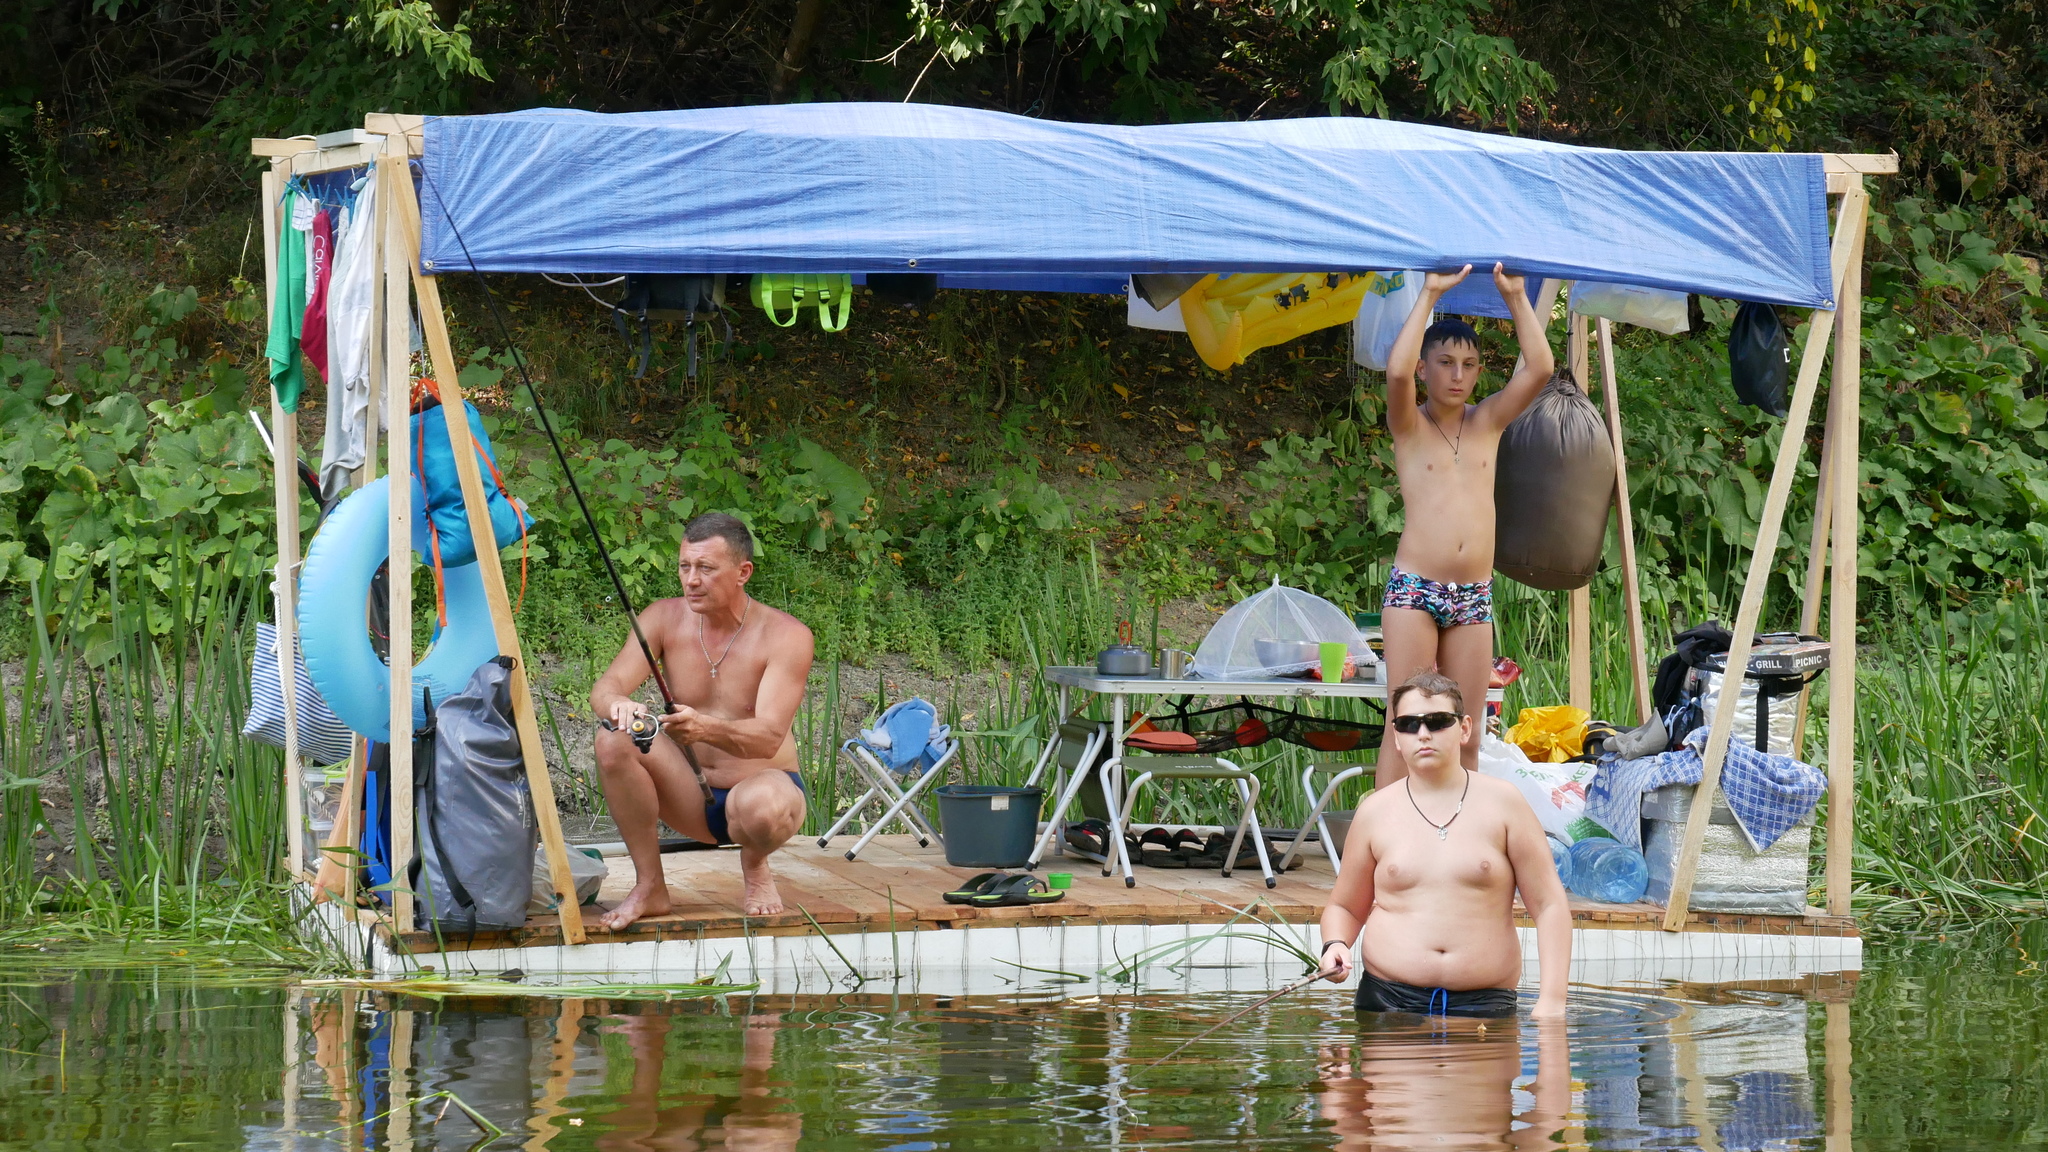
[1320,939,1346,956]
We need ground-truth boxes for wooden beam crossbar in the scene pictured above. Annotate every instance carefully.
[1661,183,1869,930]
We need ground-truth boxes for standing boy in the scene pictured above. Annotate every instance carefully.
[1378,263,1554,779]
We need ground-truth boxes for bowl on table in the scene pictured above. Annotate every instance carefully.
[1254,638,1323,669]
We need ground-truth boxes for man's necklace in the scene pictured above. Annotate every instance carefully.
[1422,403,1467,460]
[1405,772,1472,841]
[698,596,752,679]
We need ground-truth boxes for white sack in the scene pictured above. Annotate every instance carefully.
[1477,735,1596,842]
[1351,271,1426,371]
[1568,280,1690,335]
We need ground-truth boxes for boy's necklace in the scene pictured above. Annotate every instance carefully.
[1422,403,1467,459]
[698,596,752,679]
[1405,772,1471,841]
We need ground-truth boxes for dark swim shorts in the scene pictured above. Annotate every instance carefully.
[1355,970,1518,1018]
[704,771,807,846]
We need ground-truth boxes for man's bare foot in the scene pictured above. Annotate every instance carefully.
[741,859,784,916]
[599,882,673,931]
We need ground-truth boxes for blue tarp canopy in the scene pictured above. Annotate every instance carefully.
[418,103,1836,310]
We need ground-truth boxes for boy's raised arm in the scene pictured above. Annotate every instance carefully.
[1383,265,1472,434]
[1476,263,1555,428]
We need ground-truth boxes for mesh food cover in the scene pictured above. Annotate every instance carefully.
[1193,577,1371,679]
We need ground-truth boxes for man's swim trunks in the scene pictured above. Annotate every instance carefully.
[1355,970,1518,1018]
[705,771,807,846]
[1383,565,1494,629]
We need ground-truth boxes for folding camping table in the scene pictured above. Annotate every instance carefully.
[1028,666,1506,886]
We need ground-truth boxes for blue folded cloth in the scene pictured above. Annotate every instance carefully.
[1585,727,1826,852]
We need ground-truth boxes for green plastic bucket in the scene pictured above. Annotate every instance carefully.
[935,784,1044,867]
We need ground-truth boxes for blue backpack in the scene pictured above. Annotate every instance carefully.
[408,382,533,568]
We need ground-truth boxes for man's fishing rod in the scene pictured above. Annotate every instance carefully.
[1144,969,1326,1069]
[415,165,674,755]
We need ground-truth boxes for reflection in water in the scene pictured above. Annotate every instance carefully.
[11,937,2048,1151]
[1316,1015,1571,1151]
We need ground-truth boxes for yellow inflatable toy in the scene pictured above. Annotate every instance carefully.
[1176,271,1389,370]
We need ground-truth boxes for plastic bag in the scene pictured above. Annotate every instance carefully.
[1729,301,1790,417]
[1569,281,1690,335]
[1350,271,1425,371]
[1477,735,1598,842]
[1192,577,1369,679]
[1126,279,1186,332]
[528,845,608,915]
[1503,704,1590,763]
[1493,370,1615,590]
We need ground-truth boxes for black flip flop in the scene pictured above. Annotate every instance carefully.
[969,874,1066,907]
[1065,818,1112,856]
[1137,827,1187,868]
[1170,828,1206,863]
[942,871,1011,904]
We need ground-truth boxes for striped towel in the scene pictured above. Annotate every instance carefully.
[243,622,356,766]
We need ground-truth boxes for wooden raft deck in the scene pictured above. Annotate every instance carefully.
[384,834,1858,954]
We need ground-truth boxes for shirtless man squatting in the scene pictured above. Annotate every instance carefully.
[1318,671,1570,1017]
[590,512,814,927]
[1378,263,1555,779]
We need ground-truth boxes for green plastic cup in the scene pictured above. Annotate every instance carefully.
[1047,872,1074,889]
[1320,641,1348,683]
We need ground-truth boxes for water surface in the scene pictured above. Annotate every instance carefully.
[2,924,2043,1150]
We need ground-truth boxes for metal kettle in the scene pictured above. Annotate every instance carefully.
[1096,620,1152,677]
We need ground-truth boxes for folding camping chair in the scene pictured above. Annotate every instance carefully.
[1023,720,1113,869]
[1277,755,1373,874]
[1113,754,1276,888]
[816,698,960,862]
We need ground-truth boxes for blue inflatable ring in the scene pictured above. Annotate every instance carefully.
[299,476,501,743]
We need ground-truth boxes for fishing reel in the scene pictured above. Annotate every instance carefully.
[601,713,663,753]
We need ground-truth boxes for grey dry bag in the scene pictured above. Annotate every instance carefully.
[1493,369,1616,591]
[411,656,536,934]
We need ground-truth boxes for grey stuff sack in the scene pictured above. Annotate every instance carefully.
[411,656,536,934]
[1494,368,1616,591]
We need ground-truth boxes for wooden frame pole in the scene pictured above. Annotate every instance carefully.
[1791,379,1841,760]
[1566,311,1593,714]
[1595,317,1654,723]
[262,160,308,879]
[379,151,417,934]
[1825,189,1867,917]
[390,168,588,943]
[1662,183,1868,930]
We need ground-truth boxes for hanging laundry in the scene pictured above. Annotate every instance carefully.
[320,177,379,499]
[299,205,334,386]
[265,188,310,412]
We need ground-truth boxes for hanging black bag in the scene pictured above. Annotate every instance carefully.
[1728,302,1790,417]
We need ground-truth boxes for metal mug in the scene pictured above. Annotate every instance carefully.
[1157,648,1195,679]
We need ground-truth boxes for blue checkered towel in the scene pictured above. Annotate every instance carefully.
[1585,727,1826,852]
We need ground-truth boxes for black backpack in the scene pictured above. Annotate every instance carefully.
[612,273,734,380]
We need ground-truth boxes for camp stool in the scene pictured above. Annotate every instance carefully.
[1112,754,1275,889]
[816,699,960,861]
[1023,720,1113,869]
[1277,755,1374,875]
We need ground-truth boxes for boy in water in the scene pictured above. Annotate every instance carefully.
[1378,263,1554,779]
[1319,671,1570,1018]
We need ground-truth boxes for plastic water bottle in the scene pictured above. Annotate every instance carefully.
[1566,837,1650,904]
[1547,836,1574,889]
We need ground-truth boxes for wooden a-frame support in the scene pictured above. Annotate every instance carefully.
[257,130,584,943]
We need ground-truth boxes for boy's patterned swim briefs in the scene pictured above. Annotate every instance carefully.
[1383,565,1493,629]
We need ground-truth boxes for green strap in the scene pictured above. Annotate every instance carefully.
[815,274,852,333]
[750,273,799,327]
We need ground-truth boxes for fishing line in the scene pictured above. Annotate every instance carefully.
[412,162,675,714]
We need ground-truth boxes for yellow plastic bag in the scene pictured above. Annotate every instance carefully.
[1178,271,1377,371]
[1503,705,1590,763]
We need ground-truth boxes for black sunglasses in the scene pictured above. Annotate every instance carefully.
[1390,711,1462,735]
